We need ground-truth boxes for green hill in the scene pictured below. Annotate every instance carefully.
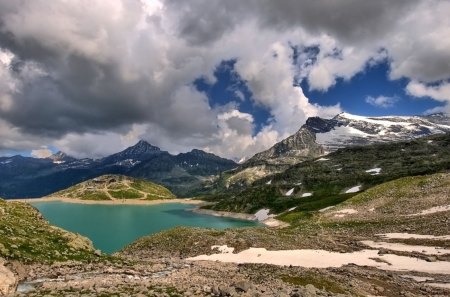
[49,175,176,200]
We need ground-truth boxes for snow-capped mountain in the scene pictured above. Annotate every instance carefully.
[215,112,450,191]
[307,112,450,152]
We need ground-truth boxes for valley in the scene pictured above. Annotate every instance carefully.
[1,114,450,296]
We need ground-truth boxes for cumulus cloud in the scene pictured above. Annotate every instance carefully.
[31,146,53,158]
[0,0,449,159]
[406,81,450,102]
[365,95,399,108]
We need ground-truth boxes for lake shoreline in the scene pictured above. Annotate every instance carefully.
[10,197,289,228]
[9,197,204,206]
[192,208,290,228]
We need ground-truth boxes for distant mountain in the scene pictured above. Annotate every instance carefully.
[0,141,237,198]
[212,112,450,192]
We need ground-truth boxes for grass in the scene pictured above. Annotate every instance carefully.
[281,273,347,294]
[0,199,100,263]
[109,189,143,199]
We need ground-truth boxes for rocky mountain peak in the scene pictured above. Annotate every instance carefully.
[244,126,324,166]
[48,151,77,164]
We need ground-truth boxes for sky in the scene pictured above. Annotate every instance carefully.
[0,0,449,160]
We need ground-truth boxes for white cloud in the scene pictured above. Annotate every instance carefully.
[0,0,449,160]
[406,81,450,102]
[365,95,399,108]
[31,147,53,158]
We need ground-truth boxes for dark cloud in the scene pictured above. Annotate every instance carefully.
[0,0,448,159]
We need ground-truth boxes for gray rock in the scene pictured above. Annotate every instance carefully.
[94,249,102,256]
[219,285,236,296]
[234,280,253,292]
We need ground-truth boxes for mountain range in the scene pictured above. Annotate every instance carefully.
[1,112,449,199]
[0,140,236,198]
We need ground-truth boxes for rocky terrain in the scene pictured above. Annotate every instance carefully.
[0,140,236,199]
[1,172,449,296]
[48,175,176,201]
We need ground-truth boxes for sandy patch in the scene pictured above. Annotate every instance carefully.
[333,208,358,217]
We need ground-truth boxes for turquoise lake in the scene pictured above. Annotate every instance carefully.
[31,201,259,253]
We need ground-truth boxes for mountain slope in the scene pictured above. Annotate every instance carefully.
[211,112,450,192]
[49,175,176,200]
[206,133,450,214]
[311,112,450,152]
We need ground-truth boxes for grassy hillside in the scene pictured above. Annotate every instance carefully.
[204,133,450,214]
[0,199,97,263]
[50,174,176,200]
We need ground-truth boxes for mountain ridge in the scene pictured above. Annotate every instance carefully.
[0,140,237,198]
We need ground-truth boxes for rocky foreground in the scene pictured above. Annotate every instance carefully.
[1,173,450,296]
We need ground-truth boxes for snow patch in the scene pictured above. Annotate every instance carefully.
[365,168,382,175]
[288,207,297,212]
[426,283,450,289]
[266,180,272,185]
[211,245,234,254]
[187,247,450,274]
[301,193,312,197]
[377,233,450,240]
[400,275,434,282]
[254,209,274,221]
[361,241,450,255]
[319,206,335,212]
[285,188,294,196]
[345,185,362,193]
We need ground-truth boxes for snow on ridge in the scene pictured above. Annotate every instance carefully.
[316,158,330,162]
[365,168,382,175]
[345,185,362,193]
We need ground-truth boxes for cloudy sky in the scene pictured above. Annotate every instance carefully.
[0,0,449,160]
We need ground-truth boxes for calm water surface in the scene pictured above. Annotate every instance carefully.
[31,201,258,253]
